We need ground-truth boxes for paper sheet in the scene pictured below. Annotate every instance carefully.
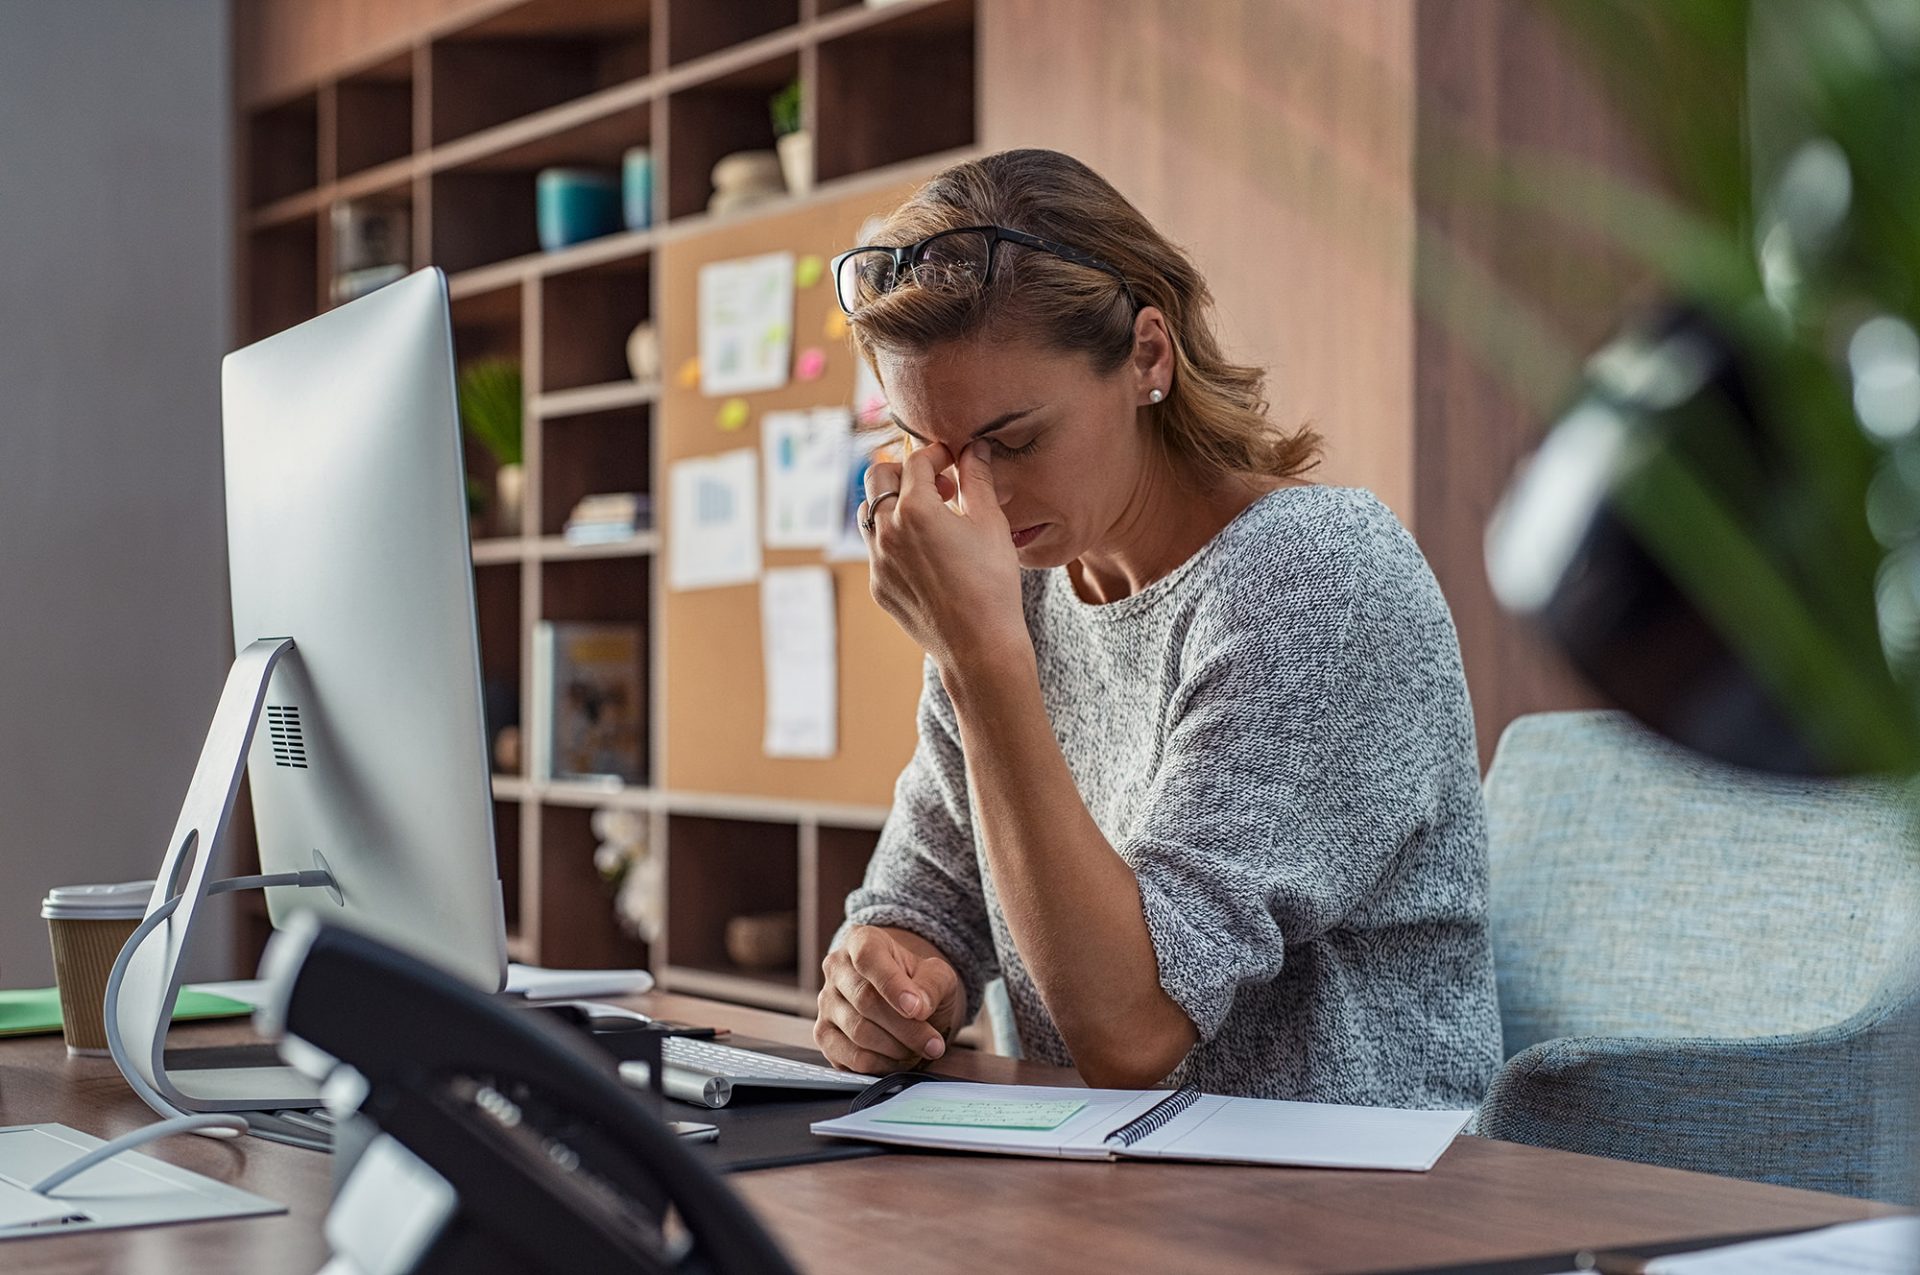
[761,566,837,758]
[763,407,852,549]
[826,427,899,562]
[668,449,761,590]
[1645,1217,1920,1273]
[0,1124,283,1240]
[698,251,795,396]
[1539,1218,1920,1275]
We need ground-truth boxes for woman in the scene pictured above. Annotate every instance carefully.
[815,149,1500,1107]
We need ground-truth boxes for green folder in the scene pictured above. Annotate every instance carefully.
[0,987,253,1038]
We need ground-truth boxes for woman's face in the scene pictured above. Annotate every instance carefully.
[874,321,1166,570]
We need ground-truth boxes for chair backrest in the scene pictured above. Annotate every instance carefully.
[1485,711,1918,1058]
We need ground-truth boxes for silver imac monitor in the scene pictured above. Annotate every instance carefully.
[111,268,506,1119]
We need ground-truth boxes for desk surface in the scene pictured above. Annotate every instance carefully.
[0,992,1895,1273]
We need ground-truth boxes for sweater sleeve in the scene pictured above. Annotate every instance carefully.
[1123,534,1462,1043]
[838,659,997,1021]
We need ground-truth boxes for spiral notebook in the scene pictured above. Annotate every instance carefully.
[811,1081,1472,1170]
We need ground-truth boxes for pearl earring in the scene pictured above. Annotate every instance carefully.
[1148,388,1164,404]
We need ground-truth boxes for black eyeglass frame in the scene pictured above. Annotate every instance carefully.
[829,224,1138,316]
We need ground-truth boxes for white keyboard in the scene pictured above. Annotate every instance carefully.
[618,1037,875,1109]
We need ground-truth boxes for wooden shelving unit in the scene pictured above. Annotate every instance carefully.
[235,0,978,1015]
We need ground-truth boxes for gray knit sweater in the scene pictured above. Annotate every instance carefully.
[843,486,1502,1108]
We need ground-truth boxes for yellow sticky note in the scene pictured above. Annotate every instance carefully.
[796,254,825,288]
[823,310,849,340]
[676,357,701,389]
[717,398,750,431]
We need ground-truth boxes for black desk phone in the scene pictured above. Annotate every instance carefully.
[258,915,798,1275]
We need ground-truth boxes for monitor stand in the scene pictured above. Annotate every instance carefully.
[109,637,334,1115]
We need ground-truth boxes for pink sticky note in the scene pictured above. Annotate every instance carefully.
[795,347,827,382]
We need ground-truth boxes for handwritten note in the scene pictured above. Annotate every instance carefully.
[761,567,836,758]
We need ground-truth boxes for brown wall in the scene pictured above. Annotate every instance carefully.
[1413,0,1644,757]
[981,0,1418,519]
[984,0,1637,761]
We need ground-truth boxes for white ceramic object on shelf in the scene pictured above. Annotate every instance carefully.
[707,149,785,216]
[625,321,660,384]
[777,130,813,196]
[494,462,525,536]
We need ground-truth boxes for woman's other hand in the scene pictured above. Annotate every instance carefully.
[861,441,1028,673]
[814,924,966,1074]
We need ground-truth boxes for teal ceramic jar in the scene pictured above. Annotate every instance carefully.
[536,167,621,252]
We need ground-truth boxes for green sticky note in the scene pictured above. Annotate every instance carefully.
[875,1097,1087,1130]
[795,254,825,288]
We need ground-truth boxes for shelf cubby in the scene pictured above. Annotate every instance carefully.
[334,53,414,179]
[810,824,879,972]
[815,0,975,183]
[664,0,799,68]
[540,255,653,391]
[537,804,649,968]
[662,50,800,220]
[495,798,524,938]
[246,217,320,344]
[665,815,801,988]
[247,90,319,208]
[542,555,653,785]
[539,405,652,537]
[430,170,542,275]
[326,186,413,311]
[430,0,653,147]
[472,560,523,770]
[449,279,524,363]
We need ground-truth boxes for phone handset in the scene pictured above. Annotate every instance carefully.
[259,914,798,1275]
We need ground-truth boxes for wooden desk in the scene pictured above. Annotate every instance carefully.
[0,993,1894,1273]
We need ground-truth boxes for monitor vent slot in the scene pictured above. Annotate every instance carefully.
[266,705,308,769]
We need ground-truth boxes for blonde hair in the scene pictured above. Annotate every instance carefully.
[846,149,1320,481]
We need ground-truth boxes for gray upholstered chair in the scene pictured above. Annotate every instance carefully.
[1476,710,1920,1200]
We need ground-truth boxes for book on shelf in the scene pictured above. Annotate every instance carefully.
[530,622,646,784]
[562,492,653,545]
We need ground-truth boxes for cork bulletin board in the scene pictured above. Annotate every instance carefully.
[659,178,928,805]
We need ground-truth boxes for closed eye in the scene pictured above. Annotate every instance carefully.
[989,436,1040,459]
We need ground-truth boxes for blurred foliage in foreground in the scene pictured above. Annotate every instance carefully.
[1481,0,1920,775]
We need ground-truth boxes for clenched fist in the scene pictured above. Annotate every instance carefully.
[814,925,967,1074]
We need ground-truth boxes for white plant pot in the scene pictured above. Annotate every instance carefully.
[494,462,525,537]
[777,130,813,197]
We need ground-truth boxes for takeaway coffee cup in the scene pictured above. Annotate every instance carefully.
[41,880,153,1056]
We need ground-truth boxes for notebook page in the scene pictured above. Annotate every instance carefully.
[812,1083,1163,1158]
[1123,1095,1472,1170]
[1641,1217,1919,1273]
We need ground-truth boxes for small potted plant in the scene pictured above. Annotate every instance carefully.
[457,358,524,538]
[770,78,811,197]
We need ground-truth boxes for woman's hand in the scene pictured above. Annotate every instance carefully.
[861,441,1028,672]
[814,925,967,1074]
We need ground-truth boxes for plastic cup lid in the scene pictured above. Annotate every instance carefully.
[41,880,154,920]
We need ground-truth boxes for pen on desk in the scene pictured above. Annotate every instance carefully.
[1573,1250,1650,1274]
